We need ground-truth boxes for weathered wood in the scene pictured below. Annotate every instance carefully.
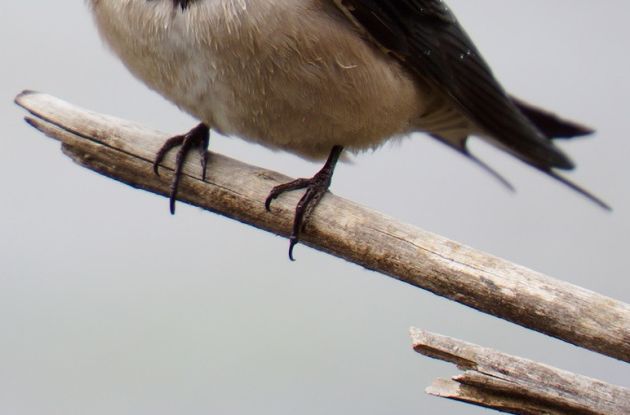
[15,91,630,362]
[411,328,630,415]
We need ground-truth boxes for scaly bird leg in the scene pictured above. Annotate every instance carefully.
[265,145,344,260]
[153,123,210,214]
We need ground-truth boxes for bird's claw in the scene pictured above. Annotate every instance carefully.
[152,123,210,214]
[265,145,343,260]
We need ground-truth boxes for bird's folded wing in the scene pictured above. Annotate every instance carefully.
[333,0,574,170]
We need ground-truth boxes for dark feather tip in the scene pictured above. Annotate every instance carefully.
[512,97,595,139]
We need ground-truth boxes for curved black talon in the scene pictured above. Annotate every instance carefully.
[265,145,343,260]
[288,236,299,262]
[152,123,210,214]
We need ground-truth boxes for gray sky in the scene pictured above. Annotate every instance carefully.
[2,1,629,414]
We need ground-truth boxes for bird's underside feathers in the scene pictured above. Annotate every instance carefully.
[334,0,609,209]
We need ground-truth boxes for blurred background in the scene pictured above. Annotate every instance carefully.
[1,1,628,414]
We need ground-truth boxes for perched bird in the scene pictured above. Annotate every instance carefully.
[88,0,608,259]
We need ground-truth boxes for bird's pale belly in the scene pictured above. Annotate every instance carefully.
[91,0,426,159]
[194,57,425,160]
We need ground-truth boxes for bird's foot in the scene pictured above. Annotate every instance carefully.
[153,123,210,214]
[265,145,343,260]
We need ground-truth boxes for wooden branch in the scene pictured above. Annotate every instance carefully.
[411,328,630,415]
[15,91,630,362]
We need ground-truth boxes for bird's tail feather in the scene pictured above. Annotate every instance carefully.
[432,134,610,210]
[542,168,611,210]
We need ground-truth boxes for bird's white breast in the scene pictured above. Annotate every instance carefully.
[89,0,429,159]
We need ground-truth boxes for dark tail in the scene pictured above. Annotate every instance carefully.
[437,97,610,209]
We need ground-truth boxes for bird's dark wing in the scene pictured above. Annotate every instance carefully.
[333,0,577,170]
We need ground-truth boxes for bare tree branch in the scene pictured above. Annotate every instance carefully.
[15,91,630,362]
[411,328,630,415]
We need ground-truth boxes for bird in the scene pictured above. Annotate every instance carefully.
[87,0,608,259]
